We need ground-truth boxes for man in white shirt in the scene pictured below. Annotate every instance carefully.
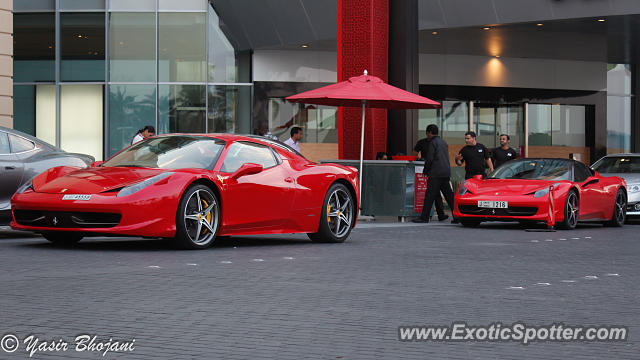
[131,125,155,145]
[284,126,303,153]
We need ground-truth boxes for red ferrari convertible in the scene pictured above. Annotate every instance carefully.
[10,134,359,249]
[453,158,627,229]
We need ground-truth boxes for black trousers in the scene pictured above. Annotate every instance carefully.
[420,177,456,220]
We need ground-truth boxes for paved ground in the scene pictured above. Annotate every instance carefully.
[0,220,638,359]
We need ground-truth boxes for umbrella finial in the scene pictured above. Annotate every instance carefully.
[363,69,368,76]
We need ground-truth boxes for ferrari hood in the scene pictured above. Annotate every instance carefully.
[468,179,556,195]
[33,166,168,194]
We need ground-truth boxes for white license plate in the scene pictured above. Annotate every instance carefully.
[62,194,92,200]
[477,200,508,208]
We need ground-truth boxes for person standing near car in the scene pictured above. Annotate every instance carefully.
[455,131,493,179]
[412,124,456,223]
[131,125,155,145]
[492,134,519,169]
[284,126,303,153]
[412,127,447,221]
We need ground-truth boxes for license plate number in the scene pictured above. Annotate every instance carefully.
[62,194,92,200]
[477,200,508,208]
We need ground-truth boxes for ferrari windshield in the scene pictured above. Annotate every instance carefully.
[103,135,225,170]
[592,156,640,173]
[489,159,571,180]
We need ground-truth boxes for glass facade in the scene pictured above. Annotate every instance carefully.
[606,64,632,154]
[528,104,585,147]
[267,99,338,143]
[13,1,253,160]
[418,101,468,145]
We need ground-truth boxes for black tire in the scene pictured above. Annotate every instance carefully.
[557,190,579,230]
[41,232,83,245]
[460,219,481,228]
[605,189,626,227]
[174,184,220,249]
[307,183,355,243]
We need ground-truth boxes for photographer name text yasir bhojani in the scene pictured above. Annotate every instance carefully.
[1,333,135,357]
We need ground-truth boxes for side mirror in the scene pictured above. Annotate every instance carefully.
[582,176,600,187]
[91,161,103,167]
[473,174,484,181]
[230,163,263,180]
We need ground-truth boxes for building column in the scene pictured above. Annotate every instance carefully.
[387,0,418,156]
[337,0,388,160]
[0,0,13,128]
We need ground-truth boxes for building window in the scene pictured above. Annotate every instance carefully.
[109,12,156,82]
[267,99,337,143]
[606,64,632,154]
[60,12,106,81]
[418,101,468,145]
[158,13,206,82]
[158,85,206,134]
[108,85,156,156]
[60,85,104,161]
[13,13,55,82]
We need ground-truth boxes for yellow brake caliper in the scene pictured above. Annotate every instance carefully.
[201,199,212,234]
[327,204,331,223]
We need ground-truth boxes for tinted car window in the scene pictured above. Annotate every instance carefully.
[573,162,591,182]
[220,141,278,173]
[592,156,640,173]
[489,159,571,181]
[0,132,9,154]
[9,134,35,153]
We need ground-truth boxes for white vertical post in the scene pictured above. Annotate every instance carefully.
[358,100,366,215]
[468,100,474,132]
[524,102,529,157]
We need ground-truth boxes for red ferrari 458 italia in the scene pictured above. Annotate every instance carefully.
[10,134,359,249]
[453,158,627,229]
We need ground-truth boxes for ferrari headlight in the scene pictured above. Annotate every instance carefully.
[458,181,469,196]
[629,184,640,193]
[533,187,550,198]
[117,172,174,197]
[16,179,34,194]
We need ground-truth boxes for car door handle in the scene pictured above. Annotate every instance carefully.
[284,177,294,183]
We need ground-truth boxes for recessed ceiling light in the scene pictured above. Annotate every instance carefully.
[483,27,491,30]
[597,18,605,22]
[301,44,308,48]
[536,23,543,26]
[495,55,500,58]
[432,31,438,35]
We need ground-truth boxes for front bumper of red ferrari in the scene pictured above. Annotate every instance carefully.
[10,190,180,238]
[453,193,556,223]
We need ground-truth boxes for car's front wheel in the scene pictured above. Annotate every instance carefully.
[174,184,220,249]
[557,190,579,230]
[42,231,83,245]
[308,183,355,243]
[605,189,626,227]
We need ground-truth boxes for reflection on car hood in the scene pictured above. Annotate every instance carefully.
[34,167,166,194]
[599,173,640,184]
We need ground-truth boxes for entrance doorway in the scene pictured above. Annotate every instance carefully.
[473,104,524,152]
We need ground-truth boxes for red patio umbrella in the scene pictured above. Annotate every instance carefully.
[286,70,441,207]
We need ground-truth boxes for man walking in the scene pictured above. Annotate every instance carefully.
[455,131,493,179]
[412,124,456,223]
[492,134,519,169]
[284,126,303,153]
[413,128,447,221]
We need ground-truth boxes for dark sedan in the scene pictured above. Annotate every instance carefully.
[0,126,94,224]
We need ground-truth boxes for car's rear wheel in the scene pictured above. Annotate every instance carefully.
[605,189,626,227]
[460,219,481,228]
[308,183,355,243]
[557,190,579,230]
[42,231,83,245]
[174,184,220,249]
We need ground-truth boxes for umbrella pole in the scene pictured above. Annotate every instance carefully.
[358,101,365,217]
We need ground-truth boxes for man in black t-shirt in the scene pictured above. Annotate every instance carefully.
[455,131,493,179]
[492,134,519,169]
